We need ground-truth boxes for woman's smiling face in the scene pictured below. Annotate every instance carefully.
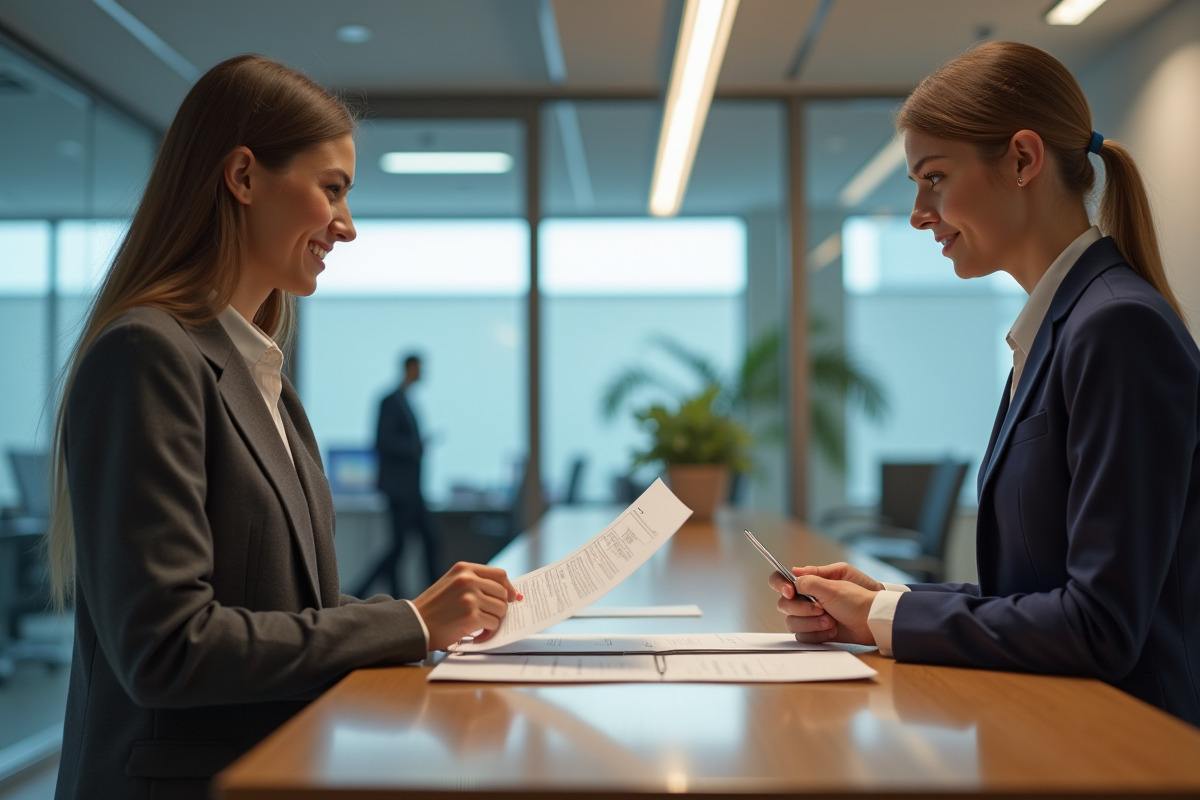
[238,135,357,302]
[905,129,1023,282]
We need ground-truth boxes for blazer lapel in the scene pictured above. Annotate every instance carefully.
[978,238,1126,495]
[978,370,1012,500]
[279,383,341,606]
[186,320,322,604]
[978,325,1055,493]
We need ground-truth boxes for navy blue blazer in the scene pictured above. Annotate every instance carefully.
[892,237,1200,727]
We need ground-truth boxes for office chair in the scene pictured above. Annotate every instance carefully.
[561,456,587,505]
[611,472,649,505]
[822,462,934,533]
[728,471,745,506]
[508,457,547,537]
[824,458,969,583]
[1,449,69,682]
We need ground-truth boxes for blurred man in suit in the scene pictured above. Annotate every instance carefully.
[355,353,440,597]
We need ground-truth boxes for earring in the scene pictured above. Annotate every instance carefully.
[1017,175,1024,187]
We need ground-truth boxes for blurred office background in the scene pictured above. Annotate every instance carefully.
[3,0,1200,795]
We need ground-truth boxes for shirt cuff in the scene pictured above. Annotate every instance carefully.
[867,588,908,658]
[401,598,430,652]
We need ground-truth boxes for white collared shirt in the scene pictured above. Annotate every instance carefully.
[215,306,429,646]
[1006,226,1102,399]
[864,226,1102,656]
[216,305,294,465]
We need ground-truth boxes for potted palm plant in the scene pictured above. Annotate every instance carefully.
[603,321,887,515]
[629,385,752,519]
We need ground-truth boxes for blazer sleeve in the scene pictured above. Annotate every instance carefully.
[893,296,1197,682]
[66,316,428,710]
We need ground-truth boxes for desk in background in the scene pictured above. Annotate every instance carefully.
[218,507,1200,799]
[332,491,516,593]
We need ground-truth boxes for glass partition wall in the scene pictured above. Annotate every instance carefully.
[0,37,156,506]
[538,99,788,511]
[0,32,157,761]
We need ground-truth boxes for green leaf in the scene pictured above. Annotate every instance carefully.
[601,320,889,474]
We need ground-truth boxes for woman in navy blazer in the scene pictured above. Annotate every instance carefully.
[46,56,521,800]
[772,41,1200,728]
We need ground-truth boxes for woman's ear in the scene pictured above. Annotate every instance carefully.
[223,146,256,205]
[1010,129,1045,186]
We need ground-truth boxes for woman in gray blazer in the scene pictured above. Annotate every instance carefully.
[46,55,521,800]
[772,42,1200,727]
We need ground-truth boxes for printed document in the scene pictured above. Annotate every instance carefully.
[429,650,877,683]
[473,632,829,655]
[456,478,693,651]
[572,604,702,618]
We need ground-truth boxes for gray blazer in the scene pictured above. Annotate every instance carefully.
[54,307,427,800]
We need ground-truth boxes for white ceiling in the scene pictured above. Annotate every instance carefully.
[0,0,1179,219]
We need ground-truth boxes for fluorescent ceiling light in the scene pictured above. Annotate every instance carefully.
[92,0,198,81]
[336,24,372,44]
[839,133,907,208]
[807,232,842,271]
[1045,0,1108,25]
[649,0,740,217]
[379,152,514,174]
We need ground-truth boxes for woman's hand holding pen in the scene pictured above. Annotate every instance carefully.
[414,562,522,651]
[770,562,881,646]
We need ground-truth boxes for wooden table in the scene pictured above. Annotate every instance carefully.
[216,507,1200,798]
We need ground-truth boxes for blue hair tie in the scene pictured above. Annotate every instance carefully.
[1088,130,1104,155]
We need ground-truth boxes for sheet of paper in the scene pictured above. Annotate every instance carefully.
[429,650,877,683]
[572,604,702,618]
[473,632,828,655]
[455,478,693,651]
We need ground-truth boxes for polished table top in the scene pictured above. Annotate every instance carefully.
[217,507,1200,798]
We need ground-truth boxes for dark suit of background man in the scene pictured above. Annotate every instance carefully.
[354,353,440,598]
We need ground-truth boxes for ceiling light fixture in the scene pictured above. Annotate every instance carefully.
[838,133,907,208]
[807,232,842,271]
[337,24,372,44]
[648,0,740,217]
[92,0,198,81]
[379,152,514,174]
[1044,0,1108,25]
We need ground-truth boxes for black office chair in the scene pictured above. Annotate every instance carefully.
[561,456,587,505]
[822,462,932,532]
[824,458,970,583]
[1,450,69,682]
[501,456,547,539]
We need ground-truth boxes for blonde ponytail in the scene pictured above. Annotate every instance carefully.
[1095,139,1185,323]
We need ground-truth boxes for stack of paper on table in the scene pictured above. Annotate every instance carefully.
[430,633,877,683]
[572,604,703,618]
[425,478,875,684]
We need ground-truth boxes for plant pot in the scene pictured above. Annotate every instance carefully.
[666,464,730,521]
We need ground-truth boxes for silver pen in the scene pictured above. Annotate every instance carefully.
[743,529,819,603]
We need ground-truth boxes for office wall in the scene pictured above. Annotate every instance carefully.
[1081,0,1200,330]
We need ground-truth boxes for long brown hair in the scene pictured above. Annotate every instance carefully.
[47,55,356,608]
[896,40,1183,320]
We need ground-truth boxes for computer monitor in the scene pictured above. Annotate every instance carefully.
[324,448,378,494]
